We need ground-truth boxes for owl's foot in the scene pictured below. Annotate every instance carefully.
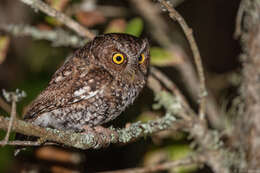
[82,125,118,146]
[82,125,95,133]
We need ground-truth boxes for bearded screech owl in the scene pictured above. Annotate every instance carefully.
[22,33,150,132]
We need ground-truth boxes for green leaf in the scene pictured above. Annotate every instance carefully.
[150,47,179,66]
[125,17,144,37]
[167,144,197,173]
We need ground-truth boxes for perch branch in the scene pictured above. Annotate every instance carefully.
[0,114,184,149]
[158,0,207,120]
[0,24,86,47]
[19,0,95,39]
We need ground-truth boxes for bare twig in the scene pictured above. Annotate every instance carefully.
[151,67,192,112]
[158,0,207,120]
[131,0,221,128]
[19,0,95,39]
[0,140,41,146]
[99,156,203,173]
[0,24,86,47]
[2,93,17,145]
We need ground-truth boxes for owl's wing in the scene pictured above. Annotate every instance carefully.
[24,57,112,120]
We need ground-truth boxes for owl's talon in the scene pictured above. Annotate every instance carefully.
[94,126,118,146]
[82,125,116,137]
[125,123,132,128]
[94,126,117,137]
[82,125,95,133]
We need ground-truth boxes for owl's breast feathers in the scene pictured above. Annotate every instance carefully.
[23,56,145,130]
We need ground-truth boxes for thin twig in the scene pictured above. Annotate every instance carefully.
[19,0,95,39]
[150,68,195,122]
[131,0,220,128]
[158,0,207,120]
[0,24,87,47]
[99,156,203,173]
[2,93,17,145]
[151,67,191,111]
[0,140,41,146]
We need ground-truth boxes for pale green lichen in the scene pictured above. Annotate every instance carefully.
[117,113,176,143]
[153,91,182,114]
[20,0,33,5]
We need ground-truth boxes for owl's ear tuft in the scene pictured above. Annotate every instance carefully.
[141,38,149,49]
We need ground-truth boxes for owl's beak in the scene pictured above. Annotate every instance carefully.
[125,69,136,83]
[130,71,135,82]
[126,62,139,83]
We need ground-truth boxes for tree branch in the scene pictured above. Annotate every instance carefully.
[158,0,207,120]
[236,0,260,170]
[2,93,17,145]
[19,0,95,39]
[0,113,184,150]
[0,24,86,47]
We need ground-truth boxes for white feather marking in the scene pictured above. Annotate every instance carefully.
[55,75,64,82]
[73,86,90,97]
[72,89,100,103]
[84,90,99,99]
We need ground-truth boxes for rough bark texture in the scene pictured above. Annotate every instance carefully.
[239,0,260,170]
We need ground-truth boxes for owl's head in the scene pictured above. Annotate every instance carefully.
[89,33,150,83]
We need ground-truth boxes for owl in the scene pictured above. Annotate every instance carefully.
[22,33,150,132]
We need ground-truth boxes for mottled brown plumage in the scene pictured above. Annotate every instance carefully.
[23,33,150,131]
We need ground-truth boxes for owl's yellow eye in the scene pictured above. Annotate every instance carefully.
[112,53,125,64]
[138,54,145,64]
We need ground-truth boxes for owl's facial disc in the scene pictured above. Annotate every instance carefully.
[90,33,149,83]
